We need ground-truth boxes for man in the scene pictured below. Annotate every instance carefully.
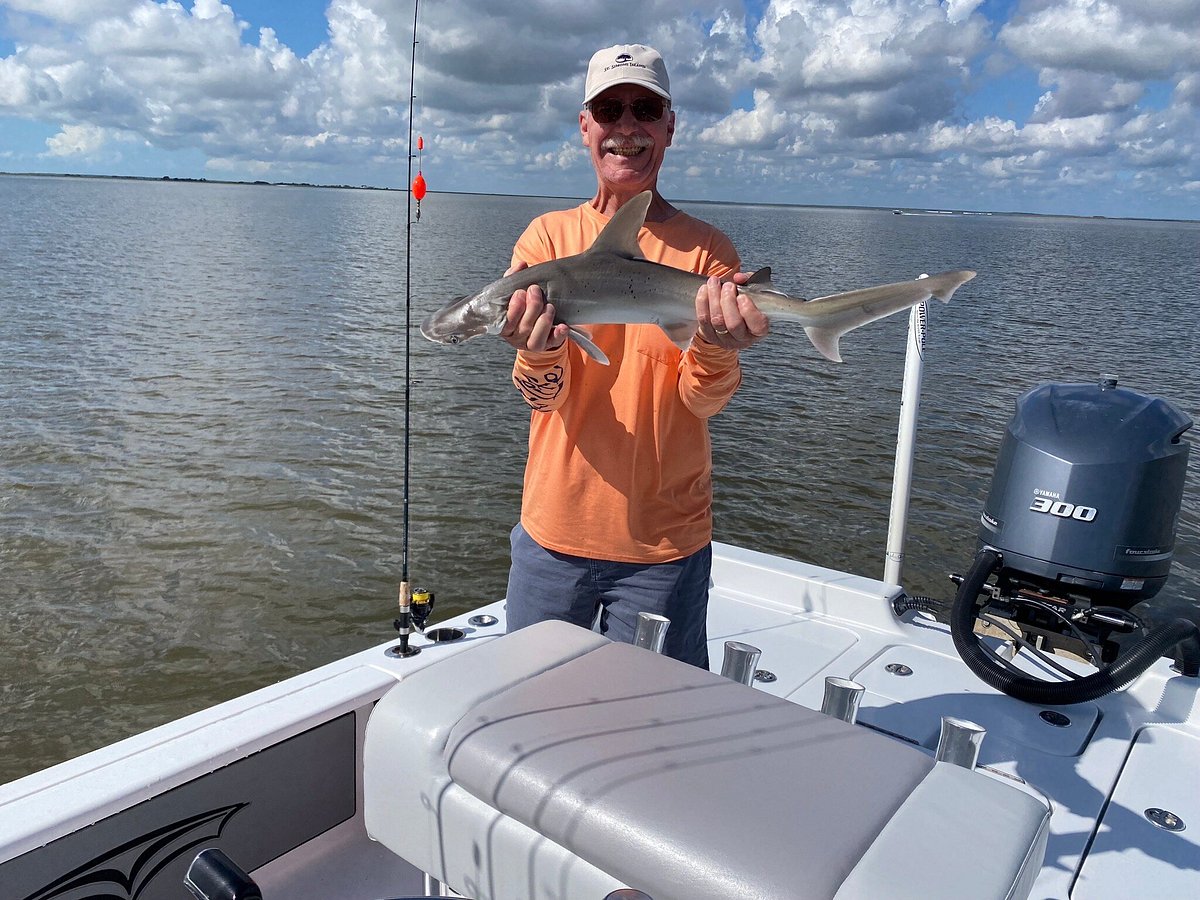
[501,43,769,667]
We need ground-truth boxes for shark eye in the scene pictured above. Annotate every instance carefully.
[448,335,462,345]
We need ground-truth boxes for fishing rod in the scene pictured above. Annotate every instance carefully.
[392,0,430,657]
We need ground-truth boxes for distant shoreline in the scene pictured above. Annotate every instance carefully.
[2,170,1195,225]
[0,169,402,193]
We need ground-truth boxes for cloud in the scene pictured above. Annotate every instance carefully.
[751,0,986,113]
[943,0,985,25]
[1000,0,1200,80]
[0,55,38,107]
[1030,71,1143,122]
[932,112,1118,158]
[1175,73,1200,107]
[1,0,410,164]
[685,0,1196,214]
[679,0,997,186]
[0,0,756,180]
[43,121,110,155]
[0,1,1196,217]
[4,0,138,27]
[699,90,796,150]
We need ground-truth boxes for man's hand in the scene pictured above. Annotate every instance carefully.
[499,261,569,353]
[694,271,770,350]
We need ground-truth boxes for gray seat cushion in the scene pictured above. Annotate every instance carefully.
[364,621,1049,900]
[445,641,935,899]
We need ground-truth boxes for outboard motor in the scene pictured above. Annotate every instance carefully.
[949,377,1200,705]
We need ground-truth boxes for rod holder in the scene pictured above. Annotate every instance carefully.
[936,716,986,770]
[821,676,865,724]
[633,612,670,653]
[390,580,421,658]
[720,641,762,686]
[184,849,262,900]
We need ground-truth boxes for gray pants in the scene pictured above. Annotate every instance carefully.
[504,523,712,669]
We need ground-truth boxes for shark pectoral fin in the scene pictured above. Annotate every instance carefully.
[568,326,610,365]
[804,327,844,363]
[657,321,696,351]
[585,191,653,260]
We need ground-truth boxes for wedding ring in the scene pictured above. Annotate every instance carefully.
[715,327,729,335]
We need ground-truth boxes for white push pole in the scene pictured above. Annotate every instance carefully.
[883,288,930,586]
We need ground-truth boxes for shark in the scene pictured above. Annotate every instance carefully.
[420,191,976,363]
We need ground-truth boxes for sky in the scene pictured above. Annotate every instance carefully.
[1,0,1197,220]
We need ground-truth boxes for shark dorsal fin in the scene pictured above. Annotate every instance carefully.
[745,266,785,295]
[587,191,653,259]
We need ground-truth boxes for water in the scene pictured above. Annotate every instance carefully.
[2,175,1198,784]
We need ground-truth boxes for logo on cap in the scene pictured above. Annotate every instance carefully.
[616,53,632,62]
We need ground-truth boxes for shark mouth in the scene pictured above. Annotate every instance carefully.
[602,136,652,157]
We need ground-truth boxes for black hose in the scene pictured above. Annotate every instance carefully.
[892,593,943,617]
[950,548,1200,706]
[1174,624,1200,677]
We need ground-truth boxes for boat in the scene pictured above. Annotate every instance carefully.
[2,330,1196,899]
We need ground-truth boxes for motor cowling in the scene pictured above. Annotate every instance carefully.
[949,377,1199,705]
[979,376,1191,607]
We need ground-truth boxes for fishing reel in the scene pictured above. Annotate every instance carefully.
[391,587,436,657]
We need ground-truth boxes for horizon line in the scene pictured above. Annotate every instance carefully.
[2,169,1196,226]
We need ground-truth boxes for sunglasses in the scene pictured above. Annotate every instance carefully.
[586,96,669,124]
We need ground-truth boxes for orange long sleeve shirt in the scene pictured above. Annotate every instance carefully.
[511,202,742,563]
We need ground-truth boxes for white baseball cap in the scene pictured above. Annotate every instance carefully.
[583,44,671,104]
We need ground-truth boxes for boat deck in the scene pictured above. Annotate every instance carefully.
[2,543,1197,899]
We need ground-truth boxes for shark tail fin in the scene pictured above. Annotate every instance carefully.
[799,269,977,363]
[928,268,976,302]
